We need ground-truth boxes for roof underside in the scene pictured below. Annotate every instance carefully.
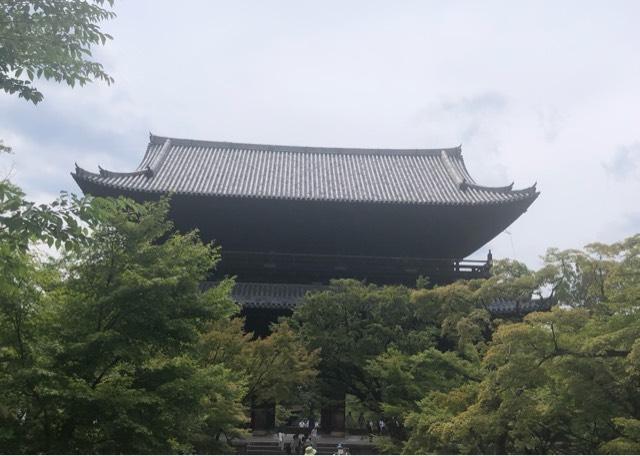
[73,134,538,205]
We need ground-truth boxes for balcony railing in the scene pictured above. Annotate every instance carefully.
[216,250,491,284]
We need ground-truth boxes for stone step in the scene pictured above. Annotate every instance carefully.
[242,439,375,455]
[246,451,282,455]
[246,448,284,454]
[246,441,284,455]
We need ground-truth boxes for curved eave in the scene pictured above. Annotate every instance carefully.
[73,163,101,179]
[98,166,153,178]
[72,169,540,207]
[461,180,538,197]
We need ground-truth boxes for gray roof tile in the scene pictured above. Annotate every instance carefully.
[73,134,538,205]
[204,281,552,314]
[486,297,552,315]
[202,281,326,310]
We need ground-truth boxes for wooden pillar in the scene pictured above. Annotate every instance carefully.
[251,400,275,435]
[320,390,345,436]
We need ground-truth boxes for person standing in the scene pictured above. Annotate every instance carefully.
[310,423,318,446]
[278,431,285,452]
[291,434,299,455]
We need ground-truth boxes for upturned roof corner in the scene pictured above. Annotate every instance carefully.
[72,134,540,206]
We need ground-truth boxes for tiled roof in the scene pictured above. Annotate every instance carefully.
[206,281,551,314]
[73,134,538,205]
[233,282,327,309]
[486,298,552,315]
[202,282,327,310]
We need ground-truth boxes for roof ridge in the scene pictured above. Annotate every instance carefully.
[439,150,465,188]
[149,133,462,157]
[147,138,172,174]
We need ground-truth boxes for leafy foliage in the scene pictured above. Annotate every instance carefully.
[0,0,115,104]
[291,279,495,451]
[198,318,319,407]
[0,180,93,252]
[290,238,640,454]
[292,280,426,411]
[0,180,323,453]
[0,194,248,453]
[402,235,640,455]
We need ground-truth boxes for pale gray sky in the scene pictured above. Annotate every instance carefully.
[2,0,639,267]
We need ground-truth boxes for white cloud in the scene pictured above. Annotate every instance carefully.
[603,143,640,179]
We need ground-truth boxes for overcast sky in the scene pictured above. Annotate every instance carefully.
[2,0,639,267]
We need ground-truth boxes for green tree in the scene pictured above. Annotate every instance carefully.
[0,196,248,453]
[198,318,319,408]
[0,180,93,252]
[290,258,581,453]
[0,0,115,104]
[292,280,426,411]
[291,279,491,452]
[403,235,640,455]
[366,347,481,452]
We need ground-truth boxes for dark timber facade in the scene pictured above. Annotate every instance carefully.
[72,134,539,435]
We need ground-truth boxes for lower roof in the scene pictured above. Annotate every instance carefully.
[204,281,551,315]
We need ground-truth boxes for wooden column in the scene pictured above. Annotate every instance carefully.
[251,401,275,435]
[320,390,346,436]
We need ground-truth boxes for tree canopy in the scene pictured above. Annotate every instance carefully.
[0,196,242,453]
[403,236,640,455]
[0,0,115,104]
[0,188,319,453]
[290,237,640,454]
